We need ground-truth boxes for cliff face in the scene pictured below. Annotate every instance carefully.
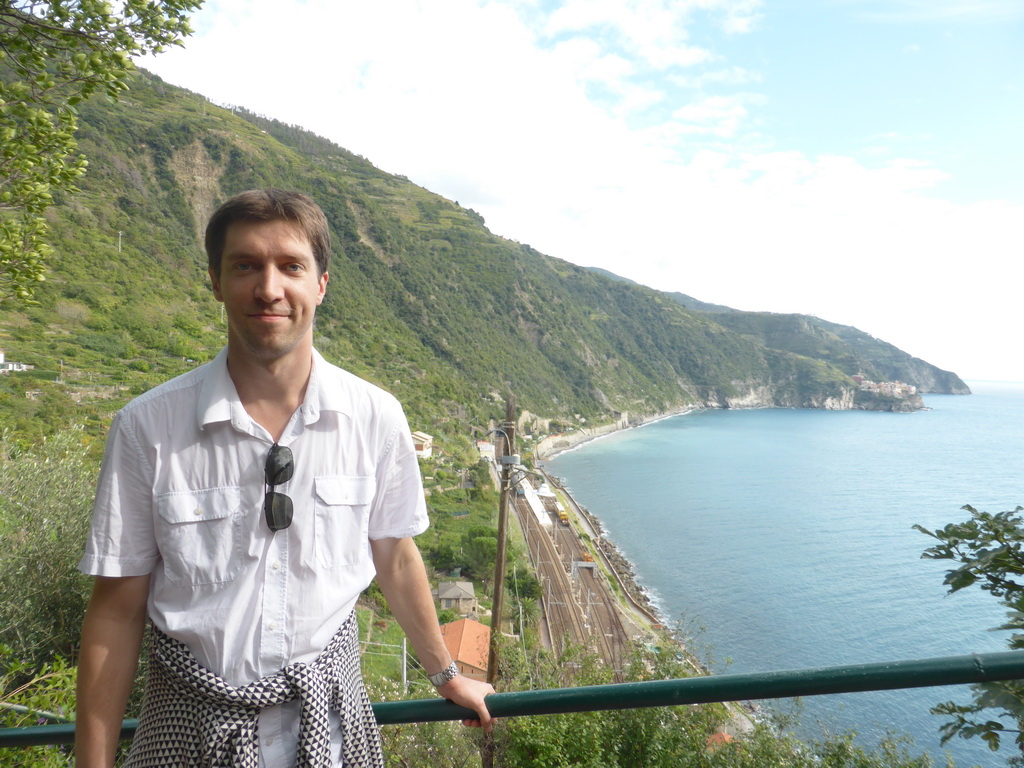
[699,383,856,410]
[535,377,921,459]
[853,389,926,413]
[700,382,915,412]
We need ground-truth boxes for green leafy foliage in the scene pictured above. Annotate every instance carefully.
[0,646,76,767]
[356,616,939,768]
[0,426,97,667]
[0,0,201,303]
[915,505,1024,761]
[490,640,937,768]
[421,481,501,572]
[601,273,968,395]
[462,526,500,583]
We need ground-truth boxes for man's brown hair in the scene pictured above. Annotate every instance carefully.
[205,189,331,277]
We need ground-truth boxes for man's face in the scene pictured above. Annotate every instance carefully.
[209,219,329,363]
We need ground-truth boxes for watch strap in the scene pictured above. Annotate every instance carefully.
[428,661,459,687]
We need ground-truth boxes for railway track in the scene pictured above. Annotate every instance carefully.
[513,493,629,678]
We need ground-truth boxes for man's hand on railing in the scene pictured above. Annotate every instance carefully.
[437,675,496,732]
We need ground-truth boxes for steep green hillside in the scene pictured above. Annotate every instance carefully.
[705,312,970,394]
[0,69,965,445]
[590,269,969,395]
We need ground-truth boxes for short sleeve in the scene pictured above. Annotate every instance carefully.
[78,409,160,577]
[366,400,429,540]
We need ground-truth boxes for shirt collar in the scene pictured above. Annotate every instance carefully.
[196,347,351,432]
[307,349,351,421]
[196,348,236,430]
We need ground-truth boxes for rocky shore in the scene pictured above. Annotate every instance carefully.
[568,492,663,622]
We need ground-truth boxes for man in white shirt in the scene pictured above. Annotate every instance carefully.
[75,189,493,767]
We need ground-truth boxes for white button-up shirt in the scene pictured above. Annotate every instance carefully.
[79,348,429,765]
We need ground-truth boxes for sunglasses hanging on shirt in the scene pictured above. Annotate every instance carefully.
[263,443,294,532]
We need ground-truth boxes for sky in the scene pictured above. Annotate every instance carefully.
[139,0,1024,382]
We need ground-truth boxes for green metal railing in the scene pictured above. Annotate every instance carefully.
[4,650,1024,749]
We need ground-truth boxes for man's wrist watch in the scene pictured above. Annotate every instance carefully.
[428,661,459,688]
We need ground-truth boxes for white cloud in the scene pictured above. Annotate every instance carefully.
[544,0,754,70]
[670,65,761,88]
[715,0,764,32]
[672,95,750,136]
[550,38,666,117]
[645,43,714,69]
[554,39,634,83]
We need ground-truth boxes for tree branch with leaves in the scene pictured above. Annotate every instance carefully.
[0,0,201,303]
[915,504,1024,761]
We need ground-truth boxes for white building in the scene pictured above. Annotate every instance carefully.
[0,350,33,373]
[411,431,433,458]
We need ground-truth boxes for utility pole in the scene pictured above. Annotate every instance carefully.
[483,395,515,768]
[487,394,516,686]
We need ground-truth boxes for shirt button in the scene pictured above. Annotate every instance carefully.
[272,560,281,571]
[268,621,277,631]
[264,736,274,746]
[193,507,204,516]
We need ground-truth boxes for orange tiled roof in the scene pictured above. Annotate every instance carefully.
[706,732,735,750]
[439,618,491,673]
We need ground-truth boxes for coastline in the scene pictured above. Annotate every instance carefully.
[534,405,699,461]
[531,380,931,462]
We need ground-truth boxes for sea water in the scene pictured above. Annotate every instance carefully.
[545,382,1024,767]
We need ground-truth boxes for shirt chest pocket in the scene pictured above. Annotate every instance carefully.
[314,475,376,568]
[155,487,243,586]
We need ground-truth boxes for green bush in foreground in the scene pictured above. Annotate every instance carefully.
[366,631,944,768]
[0,647,76,768]
[0,427,97,667]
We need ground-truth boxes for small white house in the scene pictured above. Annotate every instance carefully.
[411,431,433,459]
[0,350,33,373]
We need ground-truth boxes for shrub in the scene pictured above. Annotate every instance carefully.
[0,427,97,666]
